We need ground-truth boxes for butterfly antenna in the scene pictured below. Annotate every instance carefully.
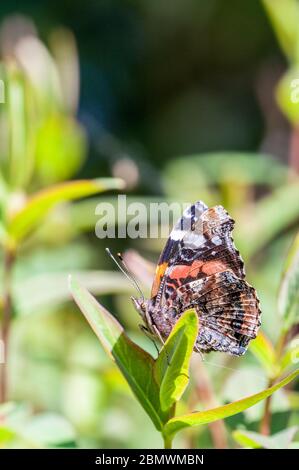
[105,247,144,300]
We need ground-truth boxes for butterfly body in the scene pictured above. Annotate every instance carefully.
[132,201,261,356]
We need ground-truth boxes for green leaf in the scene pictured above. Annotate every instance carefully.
[276,65,299,125]
[262,0,299,63]
[35,115,87,185]
[163,369,299,440]
[154,309,198,412]
[237,183,299,259]
[249,331,278,377]
[279,337,299,373]
[286,390,299,410]
[8,178,124,242]
[69,277,170,431]
[232,430,261,449]
[0,426,15,446]
[233,426,298,449]
[278,232,299,331]
[6,67,32,189]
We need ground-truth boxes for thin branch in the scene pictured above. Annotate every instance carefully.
[163,434,173,449]
[260,378,274,435]
[260,331,287,435]
[190,355,228,449]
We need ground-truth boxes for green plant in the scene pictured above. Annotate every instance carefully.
[249,230,299,436]
[0,27,124,406]
[262,0,299,172]
[70,267,299,449]
[1,10,299,450]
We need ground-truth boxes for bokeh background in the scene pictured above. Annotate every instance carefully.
[0,0,299,449]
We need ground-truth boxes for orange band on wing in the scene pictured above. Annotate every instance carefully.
[169,259,228,281]
[169,261,204,281]
[151,259,229,297]
[151,262,168,297]
[202,260,228,275]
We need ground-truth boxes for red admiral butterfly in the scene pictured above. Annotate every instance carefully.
[107,201,261,356]
[130,201,261,356]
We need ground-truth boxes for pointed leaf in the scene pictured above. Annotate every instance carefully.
[232,430,261,449]
[154,309,198,412]
[6,68,31,189]
[276,65,299,125]
[233,426,298,449]
[69,277,169,431]
[8,178,124,242]
[249,331,278,377]
[278,337,299,374]
[262,0,299,62]
[163,369,299,439]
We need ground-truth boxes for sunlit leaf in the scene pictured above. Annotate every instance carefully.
[276,66,299,125]
[6,67,33,189]
[232,430,261,449]
[8,178,124,242]
[69,277,170,431]
[35,115,87,185]
[249,331,278,377]
[262,0,299,63]
[0,426,15,446]
[233,426,298,449]
[154,309,198,412]
[278,232,299,331]
[286,390,299,410]
[163,369,299,439]
[279,336,299,373]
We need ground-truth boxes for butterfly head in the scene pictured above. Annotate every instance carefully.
[131,295,146,317]
[131,295,158,337]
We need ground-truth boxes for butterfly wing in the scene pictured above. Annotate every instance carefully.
[151,200,208,298]
[177,271,261,355]
[151,201,245,306]
[149,201,261,355]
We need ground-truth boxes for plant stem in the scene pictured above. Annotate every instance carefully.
[260,331,287,436]
[191,357,227,448]
[163,434,173,449]
[0,247,15,403]
[260,378,274,435]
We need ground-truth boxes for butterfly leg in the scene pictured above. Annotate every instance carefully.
[151,324,164,345]
[139,324,160,358]
[151,324,172,366]
[195,344,205,361]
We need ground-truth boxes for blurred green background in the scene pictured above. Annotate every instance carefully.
[0,0,299,449]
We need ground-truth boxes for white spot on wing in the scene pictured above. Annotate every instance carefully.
[171,229,186,241]
[211,235,222,245]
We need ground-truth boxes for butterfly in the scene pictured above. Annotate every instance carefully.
[130,201,261,356]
